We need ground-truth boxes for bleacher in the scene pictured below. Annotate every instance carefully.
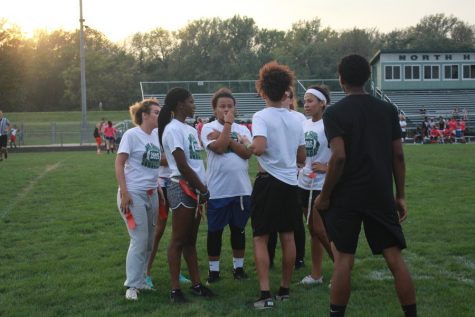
[146,91,347,120]
[384,89,475,132]
[144,93,266,120]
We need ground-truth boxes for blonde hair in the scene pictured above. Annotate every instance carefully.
[129,98,159,126]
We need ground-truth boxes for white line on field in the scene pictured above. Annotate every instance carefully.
[367,252,475,287]
[454,256,475,271]
[0,161,63,219]
[406,251,474,287]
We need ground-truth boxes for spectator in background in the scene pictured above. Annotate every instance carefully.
[399,114,407,143]
[414,126,423,144]
[459,119,466,135]
[438,116,446,131]
[93,124,102,154]
[104,121,117,154]
[99,117,107,141]
[246,120,252,133]
[421,117,429,138]
[462,107,468,121]
[0,110,11,161]
[430,127,443,143]
[196,117,204,142]
[448,117,457,134]
[452,106,460,119]
[419,106,426,115]
[9,125,17,149]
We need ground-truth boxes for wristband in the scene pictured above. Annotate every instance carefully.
[224,121,232,125]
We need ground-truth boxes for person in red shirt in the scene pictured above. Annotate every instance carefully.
[448,118,457,132]
[430,128,442,143]
[104,121,117,154]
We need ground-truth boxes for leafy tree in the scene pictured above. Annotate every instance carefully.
[0,20,27,111]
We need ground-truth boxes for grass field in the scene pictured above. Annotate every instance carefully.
[1,145,474,316]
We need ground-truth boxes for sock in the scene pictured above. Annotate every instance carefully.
[330,304,346,317]
[209,260,220,272]
[278,287,289,296]
[260,290,271,299]
[402,304,417,317]
[233,257,244,269]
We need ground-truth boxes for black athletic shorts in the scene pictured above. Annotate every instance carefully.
[251,172,300,237]
[297,187,321,210]
[321,207,407,255]
[0,135,7,147]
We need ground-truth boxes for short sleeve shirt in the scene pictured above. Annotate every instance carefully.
[201,120,252,199]
[252,107,305,185]
[323,94,401,211]
[162,119,206,184]
[117,127,161,192]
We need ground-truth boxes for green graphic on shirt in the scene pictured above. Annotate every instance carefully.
[188,134,202,160]
[142,143,161,168]
[225,131,239,153]
[305,131,320,157]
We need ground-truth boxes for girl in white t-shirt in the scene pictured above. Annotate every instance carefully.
[115,99,162,301]
[158,87,213,302]
[297,85,334,286]
[200,88,253,284]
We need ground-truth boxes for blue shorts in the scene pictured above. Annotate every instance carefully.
[207,196,251,232]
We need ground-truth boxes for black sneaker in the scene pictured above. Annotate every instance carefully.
[190,283,214,297]
[206,270,220,284]
[170,289,187,303]
[233,267,248,280]
[254,297,274,310]
[294,259,305,270]
[275,293,290,301]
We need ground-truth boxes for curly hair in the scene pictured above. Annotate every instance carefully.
[338,54,371,87]
[129,98,160,126]
[256,61,295,102]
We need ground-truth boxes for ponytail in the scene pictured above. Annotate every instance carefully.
[158,87,192,146]
[158,104,172,146]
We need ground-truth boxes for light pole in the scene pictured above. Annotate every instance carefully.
[79,0,88,144]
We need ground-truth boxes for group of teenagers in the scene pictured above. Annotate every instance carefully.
[114,54,417,317]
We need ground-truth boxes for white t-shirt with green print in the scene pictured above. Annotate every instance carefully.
[162,119,206,184]
[297,118,330,190]
[201,120,252,199]
[117,127,161,192]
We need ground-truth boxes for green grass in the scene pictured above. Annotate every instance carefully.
[1,145,475,316]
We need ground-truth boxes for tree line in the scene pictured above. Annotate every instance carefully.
[0,13,473,112]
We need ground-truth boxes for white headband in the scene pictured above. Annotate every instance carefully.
[305,88,327,104]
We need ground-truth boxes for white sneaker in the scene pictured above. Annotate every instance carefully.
[300,275,323,285]
[125,287,139,300]
[139,283,154,291]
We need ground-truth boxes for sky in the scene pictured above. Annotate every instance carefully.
[2,0,475,42]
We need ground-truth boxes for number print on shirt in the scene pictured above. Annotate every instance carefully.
[305,131,320,157]
[142,143,161,168]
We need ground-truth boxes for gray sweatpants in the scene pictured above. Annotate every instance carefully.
[117,189,158,288]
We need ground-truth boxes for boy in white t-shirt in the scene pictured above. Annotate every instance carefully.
[246,61,306,309]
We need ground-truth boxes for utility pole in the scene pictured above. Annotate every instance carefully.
[79,0,88,144]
